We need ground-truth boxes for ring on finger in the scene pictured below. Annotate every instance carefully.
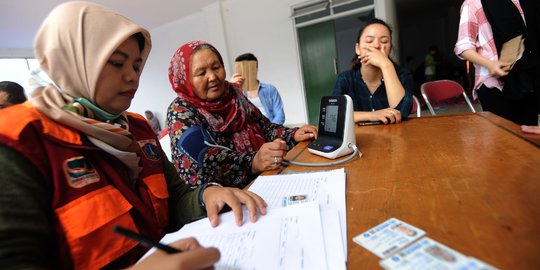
[273,156,279,166]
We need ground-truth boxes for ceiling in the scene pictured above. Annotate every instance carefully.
[0,0,219,50]
[1,0,462,52]
[395,0,462,13]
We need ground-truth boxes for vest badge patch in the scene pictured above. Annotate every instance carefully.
[63,156,100,188]
[137,139,161,161]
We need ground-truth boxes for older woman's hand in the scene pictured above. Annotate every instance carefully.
[294,125,318,142]
[251,139,289,173]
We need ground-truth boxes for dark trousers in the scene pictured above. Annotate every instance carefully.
[477,85,538,125]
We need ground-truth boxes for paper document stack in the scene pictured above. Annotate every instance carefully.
[148,169,347,270]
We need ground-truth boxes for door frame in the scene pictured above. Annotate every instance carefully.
[292,4,375,124]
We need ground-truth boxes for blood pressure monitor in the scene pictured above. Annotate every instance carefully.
[308,95,356,159]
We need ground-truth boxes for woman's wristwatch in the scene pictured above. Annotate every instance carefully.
[198,182,223,207]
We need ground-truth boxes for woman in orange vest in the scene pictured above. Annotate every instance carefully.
[0,2,266,269]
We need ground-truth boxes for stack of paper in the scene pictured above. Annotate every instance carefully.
[149,169,347,270]
[249,169,347,270]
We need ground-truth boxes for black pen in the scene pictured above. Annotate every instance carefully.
[113,226,181,254]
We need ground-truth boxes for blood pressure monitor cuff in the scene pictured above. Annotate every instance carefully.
[176,125,214,164]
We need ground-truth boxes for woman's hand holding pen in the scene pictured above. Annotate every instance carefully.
[126,186,266,269]
[131,237,220,270]
[203,186,267,227]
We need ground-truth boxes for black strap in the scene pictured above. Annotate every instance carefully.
[481,0,525,53]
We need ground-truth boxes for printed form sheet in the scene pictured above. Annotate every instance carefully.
[248,169,347,270]
[154,202,327,270]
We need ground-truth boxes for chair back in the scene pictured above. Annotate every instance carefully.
[159,129,172,161]
[421,80,476,115]
[421,80,463,102]
[410,95,421,117]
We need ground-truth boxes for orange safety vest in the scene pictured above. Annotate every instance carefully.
[0,103,170,269]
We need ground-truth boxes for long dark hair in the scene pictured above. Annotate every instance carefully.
[351,18,393,70]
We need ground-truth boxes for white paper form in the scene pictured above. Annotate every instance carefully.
[248,169,347,270]
[151,202,327,270]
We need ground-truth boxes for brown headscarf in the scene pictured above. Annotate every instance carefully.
[31,1,152,179]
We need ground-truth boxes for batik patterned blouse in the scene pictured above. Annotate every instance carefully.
[167,94,297,189]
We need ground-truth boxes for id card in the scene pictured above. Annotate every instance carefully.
[353,218,425,258]
[380,237,473,270]
[462,257,499,270]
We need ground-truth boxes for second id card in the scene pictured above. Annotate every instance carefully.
[353,218,425,258]
[379,237,496,270]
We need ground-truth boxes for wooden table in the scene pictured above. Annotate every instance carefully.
[267,112,540,269]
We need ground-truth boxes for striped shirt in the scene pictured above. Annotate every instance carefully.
[454,0,525,99]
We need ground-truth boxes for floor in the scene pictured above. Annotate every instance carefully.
[411,103,482,118]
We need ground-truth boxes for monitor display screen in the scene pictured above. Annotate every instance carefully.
[324,105,338,133]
